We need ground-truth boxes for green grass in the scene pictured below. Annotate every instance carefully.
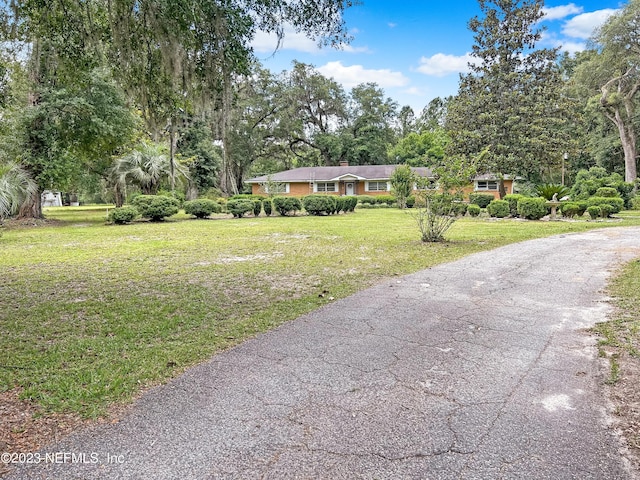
[2,206,640,417]
[593,258,640,384]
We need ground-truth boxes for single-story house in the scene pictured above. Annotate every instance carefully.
[245,163,516,199]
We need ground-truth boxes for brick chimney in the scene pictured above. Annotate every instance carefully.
[339,161,349,167]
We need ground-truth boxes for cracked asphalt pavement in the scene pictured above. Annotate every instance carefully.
[7,227,640,479]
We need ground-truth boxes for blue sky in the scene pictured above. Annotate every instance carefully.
[253,1,624,114]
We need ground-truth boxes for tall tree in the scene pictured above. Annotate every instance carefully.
[344,82,397,165]
[285,61,348,166]
[2,0,356,202]
[446,0,572,194]
[574,1,640,183]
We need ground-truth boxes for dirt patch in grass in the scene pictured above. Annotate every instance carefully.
[605,354,640,470]
[1,218,64,230]
[594,258,640,471]
[0,388,87,476]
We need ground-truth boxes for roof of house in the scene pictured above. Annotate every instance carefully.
[245,165,434,184]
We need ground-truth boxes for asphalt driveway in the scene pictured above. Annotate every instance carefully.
[6,226,640,479]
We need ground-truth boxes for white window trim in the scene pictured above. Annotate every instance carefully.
[475,180,498,191]
[365,181,390,192]
[314,182,337,193]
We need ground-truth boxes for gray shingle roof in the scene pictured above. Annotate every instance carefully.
[245,165,433,183]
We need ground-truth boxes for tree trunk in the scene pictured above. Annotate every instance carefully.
[169,116,177,192]
[608,108,638,184]
[18,190,43,219]
[498,178,506,199]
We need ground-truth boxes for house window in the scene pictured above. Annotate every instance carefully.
[476,180,498,191]
[315,182,337,192]
[367,181,389,192]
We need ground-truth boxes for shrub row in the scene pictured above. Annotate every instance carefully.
[356,195,395,206]
[303,195,357,215]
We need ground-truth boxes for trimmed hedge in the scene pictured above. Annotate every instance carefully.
[469,193,495,208]
[252,199,262,217]
[227,199,255,218]
[303,195,337,215]
[467,204,481,217]
[503,194,524,217]
[357,195,377,205]
[108,206,139,224]
[587,206,601,219]
[183,199,221,218]
[586,196,624,215]
[262,198,273,216]
[517,197,547,220]
[132,195,180,221]
[376,195,396,206]
[487,199,509,218]
[273,196,302,216]
[595,187,619,198]
[559,202,581,218]
[451,202,468,216]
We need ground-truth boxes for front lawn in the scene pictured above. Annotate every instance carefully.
[2,207,640,417]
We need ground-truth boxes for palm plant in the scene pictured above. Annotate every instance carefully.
[109,142,189,206]
[0,162,37,219]
[535,183,570,201]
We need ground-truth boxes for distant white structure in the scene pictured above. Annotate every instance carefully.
[42,191,63,207]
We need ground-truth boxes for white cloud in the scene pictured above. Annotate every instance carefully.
[388,22,397,28]
[317,61,409,88]
[562,9,618,39]
[417,53,475,77]
[252,24,370,55]
[404,87,425,96]
[540,31,586,54]
[252,25,321,54]
[340,44,372,54]
[541,3,583,21]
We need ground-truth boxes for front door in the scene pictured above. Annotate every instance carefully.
[346,182,354,196]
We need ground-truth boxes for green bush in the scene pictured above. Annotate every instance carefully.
[226,199,255,218]
[157,189,185,207]
[357,195,377,205]
[451,202,468,216]
[487,199,509,218]
[262,198,273,216]
[503,194,524,217]
[303,195,337,215]
[587,206,601,219]
[273,196,302,216]
[132,195,180,221]
[571,167,635,208]
[559,202,581,218]
[345,196,358,212]
[108,206,139,224]
[183,199,221,219]
[631,197,640,210]
[467,204,481,217]
[252,199,262,217]
[335,197,346,214]
[376,195,396,206]
[595,187,619,198]
[587,196,624,215]
[406,196,416,208]
[469,193,495,208]
[517,197,547,220]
